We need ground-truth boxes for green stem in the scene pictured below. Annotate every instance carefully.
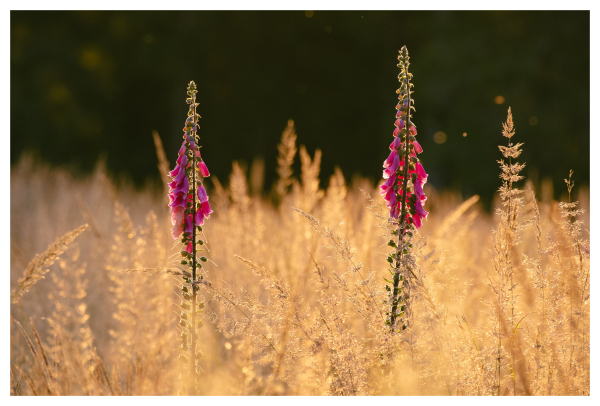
[190,90,198,395]
[390,53,411,331]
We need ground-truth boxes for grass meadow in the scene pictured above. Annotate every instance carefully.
[10,116,590,396]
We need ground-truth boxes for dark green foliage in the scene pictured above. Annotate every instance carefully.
[10,11,589,207]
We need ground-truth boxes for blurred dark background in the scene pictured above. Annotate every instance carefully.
[11,11,589,208]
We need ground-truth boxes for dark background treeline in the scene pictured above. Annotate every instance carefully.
[10,10,589,208]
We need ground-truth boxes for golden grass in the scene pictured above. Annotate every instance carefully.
[10,126,589,395]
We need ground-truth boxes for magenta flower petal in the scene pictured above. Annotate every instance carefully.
[174,165,186,182]
[173,176,189,195]
[415,198,428,218]
[171,226,182,239]
[390,136,401,150]
[383,154,400,179]
[383,149,397,168]
[169,193,185,208]
[171,205,184,225]
[414,178,426,202]
[416,162,427,181]
[199,161,210,177]
[170,209,185,238]
[384,159,399,179]
[413,140,423,154]
[388,190,397,208]
[176,154,188,166]
[201,201,213,219]
[197,185,208,203]
[194,209,205,226]
[409,125,417,136]
[383,186,393,204]
[412,213,422,229]
[380,174,396,196]
[184,214,194,234]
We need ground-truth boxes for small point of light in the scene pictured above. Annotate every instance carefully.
[494,95,505,104]
[434,131,447,144]
[49,83,70,103]
[305,10,314,18]
[224,342,232,350]
[529,116,538,125]
[463,132,467,137]
[80,48,101,70]
[325,25,333,33]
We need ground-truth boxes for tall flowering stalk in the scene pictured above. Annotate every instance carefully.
[490,107,526,395]
[380,47,428,331]
[168,81,212,394]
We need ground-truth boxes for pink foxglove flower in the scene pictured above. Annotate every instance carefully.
[380,46,428,332]
[168,113,212,238]
[167,81,213,387]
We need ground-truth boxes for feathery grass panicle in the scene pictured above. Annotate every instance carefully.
[299,145,324,212]
[275,119,298,200]
[152,130,171,201]
[230,161,250,209]
[11,224,88,304]
[485,107,528,395]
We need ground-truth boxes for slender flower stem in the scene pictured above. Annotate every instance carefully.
[190,90,198,395]
[381,48,428,332]
[168,81,213,395]
[398,76,411,235]
[390,55,411,331]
